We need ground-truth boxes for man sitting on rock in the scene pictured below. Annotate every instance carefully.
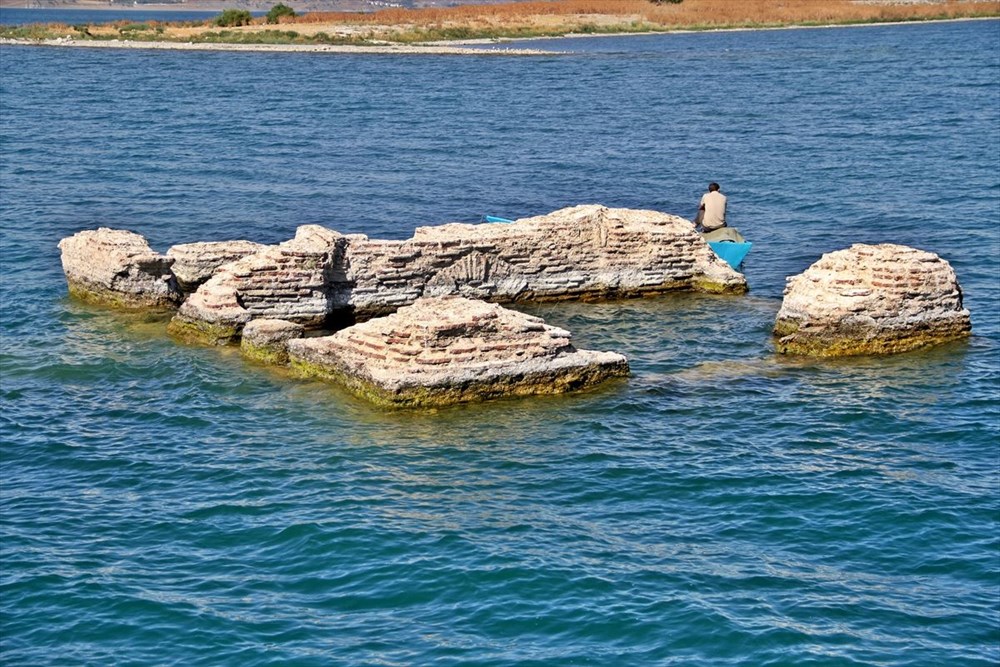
[695,182,727,233]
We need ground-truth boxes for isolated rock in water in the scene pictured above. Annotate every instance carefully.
[773,243,971,356]
[287,296,630,407]
[167,240,268,293]
[58,228,181,309]
[240,318,305,365]
[172,205,746,343]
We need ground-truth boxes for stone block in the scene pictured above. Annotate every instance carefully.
[166,240,267,293]
[774,243,971,356]
[287,296,629,407]
[58,228,181,310]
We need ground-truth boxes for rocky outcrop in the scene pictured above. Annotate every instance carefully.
[240,318,305,365]
[58,228,181,309]
[773,243,971,356]
[167,225,342,344]
[170,205,747,343]
[166,240,268,293]
[287,296,629,407]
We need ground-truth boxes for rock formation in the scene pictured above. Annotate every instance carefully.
[287,296,630,407]
[773,243,971,356]
[58,228,181,309]
[166,240,268,293]
[240,318,305,365]
[167,225,341,344]
[169,205,747,344]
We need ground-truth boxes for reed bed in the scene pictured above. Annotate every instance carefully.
[296,0,1000,29]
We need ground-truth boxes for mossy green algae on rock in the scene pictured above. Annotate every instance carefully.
[286,296,629,408]
[240,319,305,365]
[166,315,244,346]
[774,243,971,357]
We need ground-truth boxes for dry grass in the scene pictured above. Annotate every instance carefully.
[296,0,1000,29]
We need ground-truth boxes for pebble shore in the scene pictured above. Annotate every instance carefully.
[0,36,555,55]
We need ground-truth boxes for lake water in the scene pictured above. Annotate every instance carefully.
[0,7,243,25]
[1,20,998,666]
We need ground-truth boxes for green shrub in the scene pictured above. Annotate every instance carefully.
[0,24,60,40]
[195,29,306,44]
[265,3,296,24]
[213,9,253,27]
[119,22,152,33]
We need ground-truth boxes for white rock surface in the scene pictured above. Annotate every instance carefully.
[167,240,268,292]
[171,205,746,342]
[774,243,971,356]
[287,296,629,407]
[58,228,181,309]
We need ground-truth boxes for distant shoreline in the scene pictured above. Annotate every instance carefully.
[1,15,996,56]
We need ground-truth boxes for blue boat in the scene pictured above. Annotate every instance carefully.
[708,240,753,269]
[703,227,752,270]
[482,215,515,223]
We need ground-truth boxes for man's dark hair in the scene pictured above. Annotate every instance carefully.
[708,182,720,192]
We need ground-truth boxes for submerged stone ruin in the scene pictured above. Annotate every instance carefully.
[284,296,629,407]
[166,240,268,293]
[58,228,182,309]
[56,206,974,407]
[167,205,748,344]
[56,204,740,405]
[773,243,972,356]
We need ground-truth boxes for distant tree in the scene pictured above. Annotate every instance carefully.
[649,0,683,4]
[266,3,297,24]
[214,9,253,27]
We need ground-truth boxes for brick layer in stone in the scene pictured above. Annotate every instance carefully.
[287,296,629,406]
[174,205,746,340]
[774,243,971,356]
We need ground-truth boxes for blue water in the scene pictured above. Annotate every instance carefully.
[0,7,234,25]
[2,20,999,666]
[0,7,279,25]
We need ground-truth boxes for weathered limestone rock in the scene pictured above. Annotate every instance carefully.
[167,225,341,344]
[58,228,181,309]
[240,318,305,365]
[287,296,629,407]
[166,240,268,293]
[774,243,971,356]
[171,205,746,343]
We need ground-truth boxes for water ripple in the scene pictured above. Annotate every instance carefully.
[2,20,999,667]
